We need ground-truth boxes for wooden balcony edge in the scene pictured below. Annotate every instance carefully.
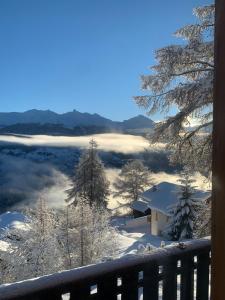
[0,238,210,300]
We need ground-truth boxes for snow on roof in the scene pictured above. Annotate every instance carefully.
[139,182,210,216]
[131,200,150,213]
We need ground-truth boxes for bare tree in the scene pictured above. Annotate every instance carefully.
[60,199,118,268]
[113,159,153,203]
[0,198,118,283]
[194,198,211,238]
[5,198,63,281]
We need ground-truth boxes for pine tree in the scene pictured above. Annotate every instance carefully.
[167,169,202,240]
[67,139,110,208]
[134,5,214,176]
[113,159,153,203]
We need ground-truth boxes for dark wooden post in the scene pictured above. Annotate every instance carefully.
[212,0,225,299]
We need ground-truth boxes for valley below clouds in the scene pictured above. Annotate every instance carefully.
[0,133,210,213]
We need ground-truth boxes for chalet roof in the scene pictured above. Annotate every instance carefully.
[136,181,211,216]
[131,200,150,213]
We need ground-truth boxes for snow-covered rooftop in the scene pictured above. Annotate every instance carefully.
[137,181,210,215]
[131,200,150,213]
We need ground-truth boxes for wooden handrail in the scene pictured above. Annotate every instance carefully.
[0,238,210,300]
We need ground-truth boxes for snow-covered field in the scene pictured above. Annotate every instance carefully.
[116,229,174,256]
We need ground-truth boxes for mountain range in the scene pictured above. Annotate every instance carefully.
[0,109,155,135]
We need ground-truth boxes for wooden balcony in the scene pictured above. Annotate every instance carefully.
[0,239,210,300]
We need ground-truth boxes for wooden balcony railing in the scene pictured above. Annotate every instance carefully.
[0,239,210,300]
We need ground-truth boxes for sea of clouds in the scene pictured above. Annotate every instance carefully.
[0,133,165,154]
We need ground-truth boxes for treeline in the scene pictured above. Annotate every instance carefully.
[0,123,120,136]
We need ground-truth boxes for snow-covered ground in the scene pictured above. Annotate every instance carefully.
[111,215,173,257]
[0,240,10,252]
[116,230,173,256]
[0,211,172,257]
[0,211,28,252]
[0,211,27,233]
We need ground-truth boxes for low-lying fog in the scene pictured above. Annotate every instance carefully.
[0,133,165,154]
[0,133,210,213]
[33,168,210,214]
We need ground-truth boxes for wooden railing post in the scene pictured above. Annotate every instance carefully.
[163,259,177,300]
[98,277,118,300]
[121,271,139,300]
[212,0,225,299]
[196,252,210,300]
[70,285,90,300]
[180,256,194,300]
[143,262,158,300]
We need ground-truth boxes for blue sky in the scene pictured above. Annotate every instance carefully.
[0,0,211,121]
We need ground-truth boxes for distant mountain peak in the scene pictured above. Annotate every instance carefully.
[0,109,155,131]
[26,109,40,112]
[122,114,154,129]
[25,109,55,113]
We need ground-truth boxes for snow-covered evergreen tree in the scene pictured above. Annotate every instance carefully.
[167,169,202,240]
[67,139,110,208]
[134,4,214,176]
[113,159,153,203]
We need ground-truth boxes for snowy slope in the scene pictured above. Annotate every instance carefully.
[0,212,28,252]
[0,212,27,232]
[0,240,10,252]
